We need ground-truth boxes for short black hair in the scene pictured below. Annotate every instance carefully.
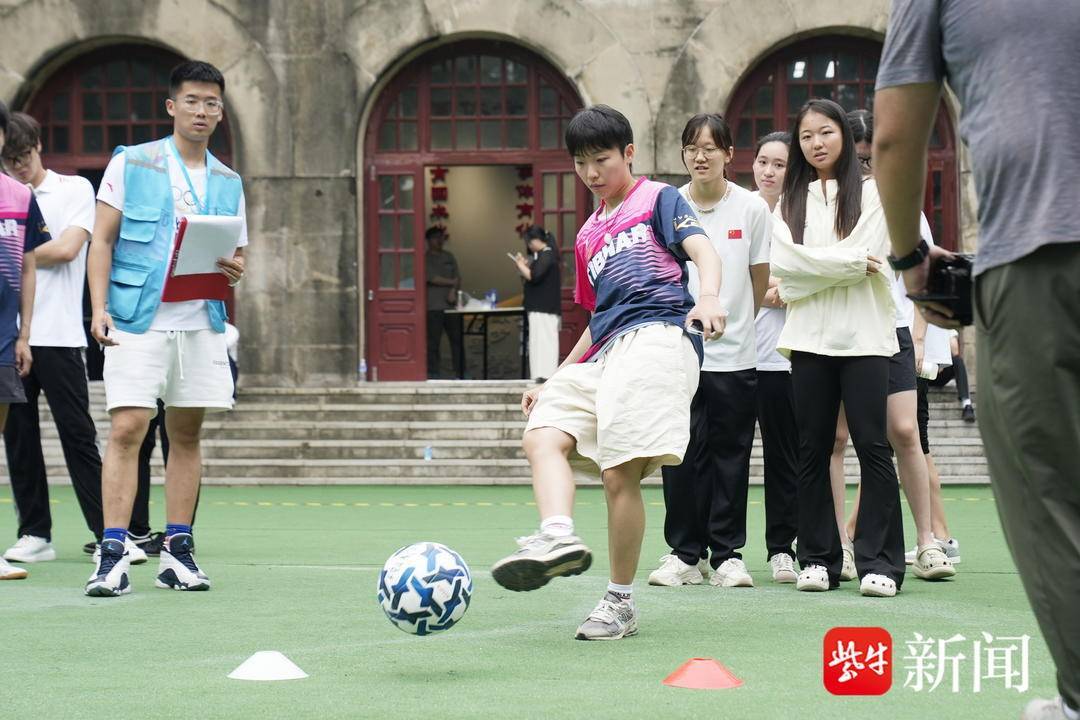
[564,105,633,157]
[425,226,446,242]
[170,60,225,97]
[1,112,41,159]
[755,131,790,155]
[0,99,9,137]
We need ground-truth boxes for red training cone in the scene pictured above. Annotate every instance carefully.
[662,657,744,690]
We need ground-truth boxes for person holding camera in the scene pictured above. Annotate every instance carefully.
[875,2,1080,717]
[511,226,561,382]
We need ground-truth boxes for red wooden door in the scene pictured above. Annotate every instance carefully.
[365,166,425,380]
[534,161,591,358]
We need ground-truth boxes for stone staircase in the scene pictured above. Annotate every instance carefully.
[0,380,988,486]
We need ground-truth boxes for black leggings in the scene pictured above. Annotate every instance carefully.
[928,354,971,402]
[790,351,905,588]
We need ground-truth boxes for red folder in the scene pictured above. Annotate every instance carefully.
[161,217,231,301]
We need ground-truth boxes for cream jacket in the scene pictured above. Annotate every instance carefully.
[771,177,899,358]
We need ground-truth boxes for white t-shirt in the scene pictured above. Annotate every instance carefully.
[29,170,95,347]
[890,214,934,329]
[98,148,248,331]
[681,182,772,372]
[752,192,789,372]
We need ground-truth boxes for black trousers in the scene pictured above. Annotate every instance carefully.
[2,347,103,542]
[928,354,971,402]
[756,370,799,561]
[662,369,757,567]
[790,351,905,588]
[426,310,463,378]
[130,400,170,537]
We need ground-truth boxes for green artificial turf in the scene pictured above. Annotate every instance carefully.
[0,485,1056,719]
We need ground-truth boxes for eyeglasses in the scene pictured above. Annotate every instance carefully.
[178,96,224,115]
[1,149,33,170]
[682,145,724,158]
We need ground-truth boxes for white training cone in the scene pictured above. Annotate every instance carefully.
[228,651,308,681]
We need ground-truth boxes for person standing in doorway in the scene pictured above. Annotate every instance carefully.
[425,226,462,379]
[513,225,561,382]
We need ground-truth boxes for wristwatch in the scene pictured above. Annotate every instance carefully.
[887,238,930,271]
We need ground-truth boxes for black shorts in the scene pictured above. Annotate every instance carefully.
[888,327,917,395]
[916,377,930,454]
[0,365,26,405]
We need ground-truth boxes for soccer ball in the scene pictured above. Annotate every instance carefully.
[377,542,473,635]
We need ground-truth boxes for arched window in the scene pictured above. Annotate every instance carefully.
[726,36,959,249]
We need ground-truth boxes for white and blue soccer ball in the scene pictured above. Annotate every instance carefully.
[377,542,473,636]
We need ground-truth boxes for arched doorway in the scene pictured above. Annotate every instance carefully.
[21,44,236,378]
[725,36,959,250]
[363,40,587,381]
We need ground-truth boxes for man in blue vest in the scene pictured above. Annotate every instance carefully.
[84,61,247,597]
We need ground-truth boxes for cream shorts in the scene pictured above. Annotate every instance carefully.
[103,328,235,414]
[525,323,700,481]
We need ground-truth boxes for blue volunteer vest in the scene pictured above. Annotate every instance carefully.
[107,136,243,334]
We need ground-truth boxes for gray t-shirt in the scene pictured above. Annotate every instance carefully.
[876,0,1080,276]
[425,250,459,311]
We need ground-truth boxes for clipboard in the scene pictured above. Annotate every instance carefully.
[161,215,243,302]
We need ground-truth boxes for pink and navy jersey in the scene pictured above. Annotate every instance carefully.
[0,174,50,367]
[574,177,704,361]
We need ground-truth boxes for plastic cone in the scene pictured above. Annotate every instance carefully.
[228,651,308,681]
[662,657,743,690]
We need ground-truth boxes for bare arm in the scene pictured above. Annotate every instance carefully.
[88,202,121,346]
[681,234,727,340]
[35,226,90,268]
[749,262,770,315]
[15,250,36,376]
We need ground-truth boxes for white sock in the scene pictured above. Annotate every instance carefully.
[962,398,972,407]
[540,515,574,538]
[607,581,633,600]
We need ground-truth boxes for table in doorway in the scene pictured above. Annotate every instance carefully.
[444,306,528,380]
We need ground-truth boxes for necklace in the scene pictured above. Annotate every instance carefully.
[688,179,731,214]
[599,177,643,242]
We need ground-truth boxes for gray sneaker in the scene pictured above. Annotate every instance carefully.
[1022,697,1073,720]
[575,593,638,641]
[491,532,592,592]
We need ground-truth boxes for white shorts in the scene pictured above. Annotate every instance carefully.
[103,328,234,414]
[525,323,700,482]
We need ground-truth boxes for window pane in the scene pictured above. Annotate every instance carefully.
[756,119,776,144]
[787,58,808,81]
[52,93,70,122]
[400,215,414,249]
[506,86,527,115]
[431,59,451,84]
[540,118,558,148]
[400,87,418,118]
[787,84,809,112]
[480,120,501,148]
[105,60,127,87]
[156,93,170,119]
[543,174,558,209]
[399,254,415,289]
[932,170,942,207]
[431,87,451,116]
[863,87,875,111]
[104,93,126,121]
[400,122,417,151]
[562,252,575,287]
[132,124,153,144]
[132,61,153,87]
[132,92,152,120]
[837,53,859,81]
[543,212,558,235]
[539,86,558,115]
[864,55,879,79]
[83,93,102,120]
[155,64,170,86]
[378,122,396,150]
[506,120,526,148]
[81,66,102,89]
[562,174,576,210]
[379,253,396,288]
[398,175,414,210]
[82,125,103,152]
[455,56,476,83]
[379,176,395,209]
[506,60,527,84]
[456,120,476,150]
[51,126,69,153]
[810,84,833,101]
[479,87,501,116]
[811,54,834,81]
[754,84,773,114]
[156,123,172,137]
[562,213,576,252]
[736,120,752,149]
[455,88,476,115]
[107,125,127,149]
[480,56,501,84]
[379,215,395,249]
[929,123,943,148]
[933,211,944,241]
[835,84,858,111]
[431,121,451,149]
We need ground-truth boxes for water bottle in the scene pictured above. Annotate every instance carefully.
[423,446,433,461]
[358,358,368,383]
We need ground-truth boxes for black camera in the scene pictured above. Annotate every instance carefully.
[907,253,975,326]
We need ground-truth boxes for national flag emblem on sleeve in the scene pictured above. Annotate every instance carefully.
[728,229,742,240]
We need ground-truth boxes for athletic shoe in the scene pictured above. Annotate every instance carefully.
[697,558,710,581]
[85,539,131,597]
[155,534,211,591]
[3,535,56,563]
[912,545,956,580]
[139,531,167,557]
[0,556,28,580]
[710,558,754,587]
[769,553,798,583]
[491,532,592,592]
[91,536,147,566]
[961,404,976,423]
[83,541,96,555]
[1022,696,1075,720]
[796,564,830,592]
[647,554,704,586]
[905,536,963,565]
[840,545,857,581]
[574,592,638,641]
[860,573,897,597]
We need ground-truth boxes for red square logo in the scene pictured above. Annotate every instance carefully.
[823,627,893,695]
[728,228,743,239]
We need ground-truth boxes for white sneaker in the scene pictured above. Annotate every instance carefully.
[3,535,56,563]
[769,554,798,583]
[155,534,210,591]
[1022,696,1075,720]
[91,536,147,566]
[840,545,857,581]
[912,545,956,580]
[0,556,28,580]
[85,539,131,597]
[906,536,963,565]
[574,592,638,641]
[709,558,754,587]
[697,558,710,581]
[647,554,704,586]
[796,564,830,592]
[860,573,897,597]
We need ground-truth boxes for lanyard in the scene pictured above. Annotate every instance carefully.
[167,136,208,215]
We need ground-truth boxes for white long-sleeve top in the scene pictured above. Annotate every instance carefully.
[771,177,899,358]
